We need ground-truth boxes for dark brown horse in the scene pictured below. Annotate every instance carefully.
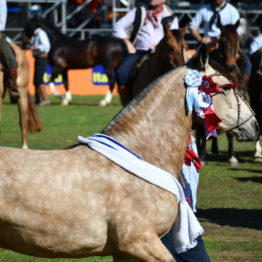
[118,23,190,106]
[196,20,251,166]
[23,16,126,106]
[0,42,42,149]
[248,47,262,161]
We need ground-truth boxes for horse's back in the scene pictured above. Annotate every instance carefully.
[49,36,126,69]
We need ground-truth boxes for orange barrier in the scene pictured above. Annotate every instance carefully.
[25,50,114,95]
[25,49,196,96]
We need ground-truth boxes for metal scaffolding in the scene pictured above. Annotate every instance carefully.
[5,0,262,47]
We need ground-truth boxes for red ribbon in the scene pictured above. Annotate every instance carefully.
[203,107,222,133]
[184,137,202,171]
[145,6,163,28]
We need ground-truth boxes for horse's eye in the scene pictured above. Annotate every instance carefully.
[221,85,231,90]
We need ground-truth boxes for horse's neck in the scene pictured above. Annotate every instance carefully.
[103,67,192,177]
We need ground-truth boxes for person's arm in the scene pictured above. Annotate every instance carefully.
[113,8,137,53]
[190,28,203,43]
[122,38,136,54]
[189,7,212,44]
[0,0,7,31]
[31,30,50,53]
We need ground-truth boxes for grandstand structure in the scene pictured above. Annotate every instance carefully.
[5,0,262,48]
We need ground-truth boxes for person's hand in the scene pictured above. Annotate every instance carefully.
[30,45,39,51]
[201,37,212,44]
[126,42,136,54]
[123,39,136,54]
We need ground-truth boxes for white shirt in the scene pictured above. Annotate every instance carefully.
[0,0,7,31]
[189,2,240,38]
[250,34,262,55]
[113,7,178,51]
[31,28,51,56]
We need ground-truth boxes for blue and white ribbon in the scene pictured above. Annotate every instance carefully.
[184,70,203,115]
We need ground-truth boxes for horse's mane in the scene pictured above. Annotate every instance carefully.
[102,65,185,132]
[208,59,237,84]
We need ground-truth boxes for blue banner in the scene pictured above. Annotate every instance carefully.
[92,65,109,85]
[43,64,63,85]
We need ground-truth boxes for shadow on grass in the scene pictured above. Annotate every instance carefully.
[204,150,255,163]
[197,208,262,230]
[233,176,262,183]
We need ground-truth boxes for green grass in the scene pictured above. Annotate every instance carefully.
[0,95,261,262]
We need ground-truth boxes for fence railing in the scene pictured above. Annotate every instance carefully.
[5,0,262,48]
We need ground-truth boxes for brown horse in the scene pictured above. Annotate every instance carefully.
[0,42,42,149]
[196,20,250,166]
[249,47,262,161]
[23,16,126,106]
[0,45,258,261]
[119,24,190,106]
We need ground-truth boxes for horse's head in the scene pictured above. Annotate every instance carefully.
[217,19,240,70]
[187,44,259,142]
[157,18,189,68]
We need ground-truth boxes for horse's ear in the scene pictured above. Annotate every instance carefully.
[162,14,177,34]
[179,15,190,37]
[234,19,240,30]
[187,44,209,71]
[183,48,192,63]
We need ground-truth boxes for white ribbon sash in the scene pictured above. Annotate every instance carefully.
[78,133,204,253]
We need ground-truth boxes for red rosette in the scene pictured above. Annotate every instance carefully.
[201,76,220,94]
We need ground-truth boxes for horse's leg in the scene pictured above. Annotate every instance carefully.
[61,71,72,106]
[17,86,29,149]
[99,69,115,107]
[254,137,262,162]
[211,137,219,154]
[227,131,238,166]
[0,68,4,125]
[113,232,176,262]
[195,124,207,165]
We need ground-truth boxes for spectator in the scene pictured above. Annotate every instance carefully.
[24,19,50,106]
[113,0,178,88]
[190,0,251,94]
[0,0,19,100]
[249,17,262,55]
[189,0,240,50]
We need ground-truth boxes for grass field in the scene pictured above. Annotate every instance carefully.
[0,95,261,262]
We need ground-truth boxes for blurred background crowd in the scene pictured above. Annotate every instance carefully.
[4,0,262,50]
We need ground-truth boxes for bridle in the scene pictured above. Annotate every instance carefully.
[207,72,255,132]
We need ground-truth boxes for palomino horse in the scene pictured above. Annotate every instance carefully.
[249,47,262,161]
[0,42,42,149]
[119,24,190,106]
[196,20,250,166]
[23,16,126,106]
[0,45,258,261]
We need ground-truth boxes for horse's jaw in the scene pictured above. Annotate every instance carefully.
[219,116,260,142]
[230,117,260,142]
